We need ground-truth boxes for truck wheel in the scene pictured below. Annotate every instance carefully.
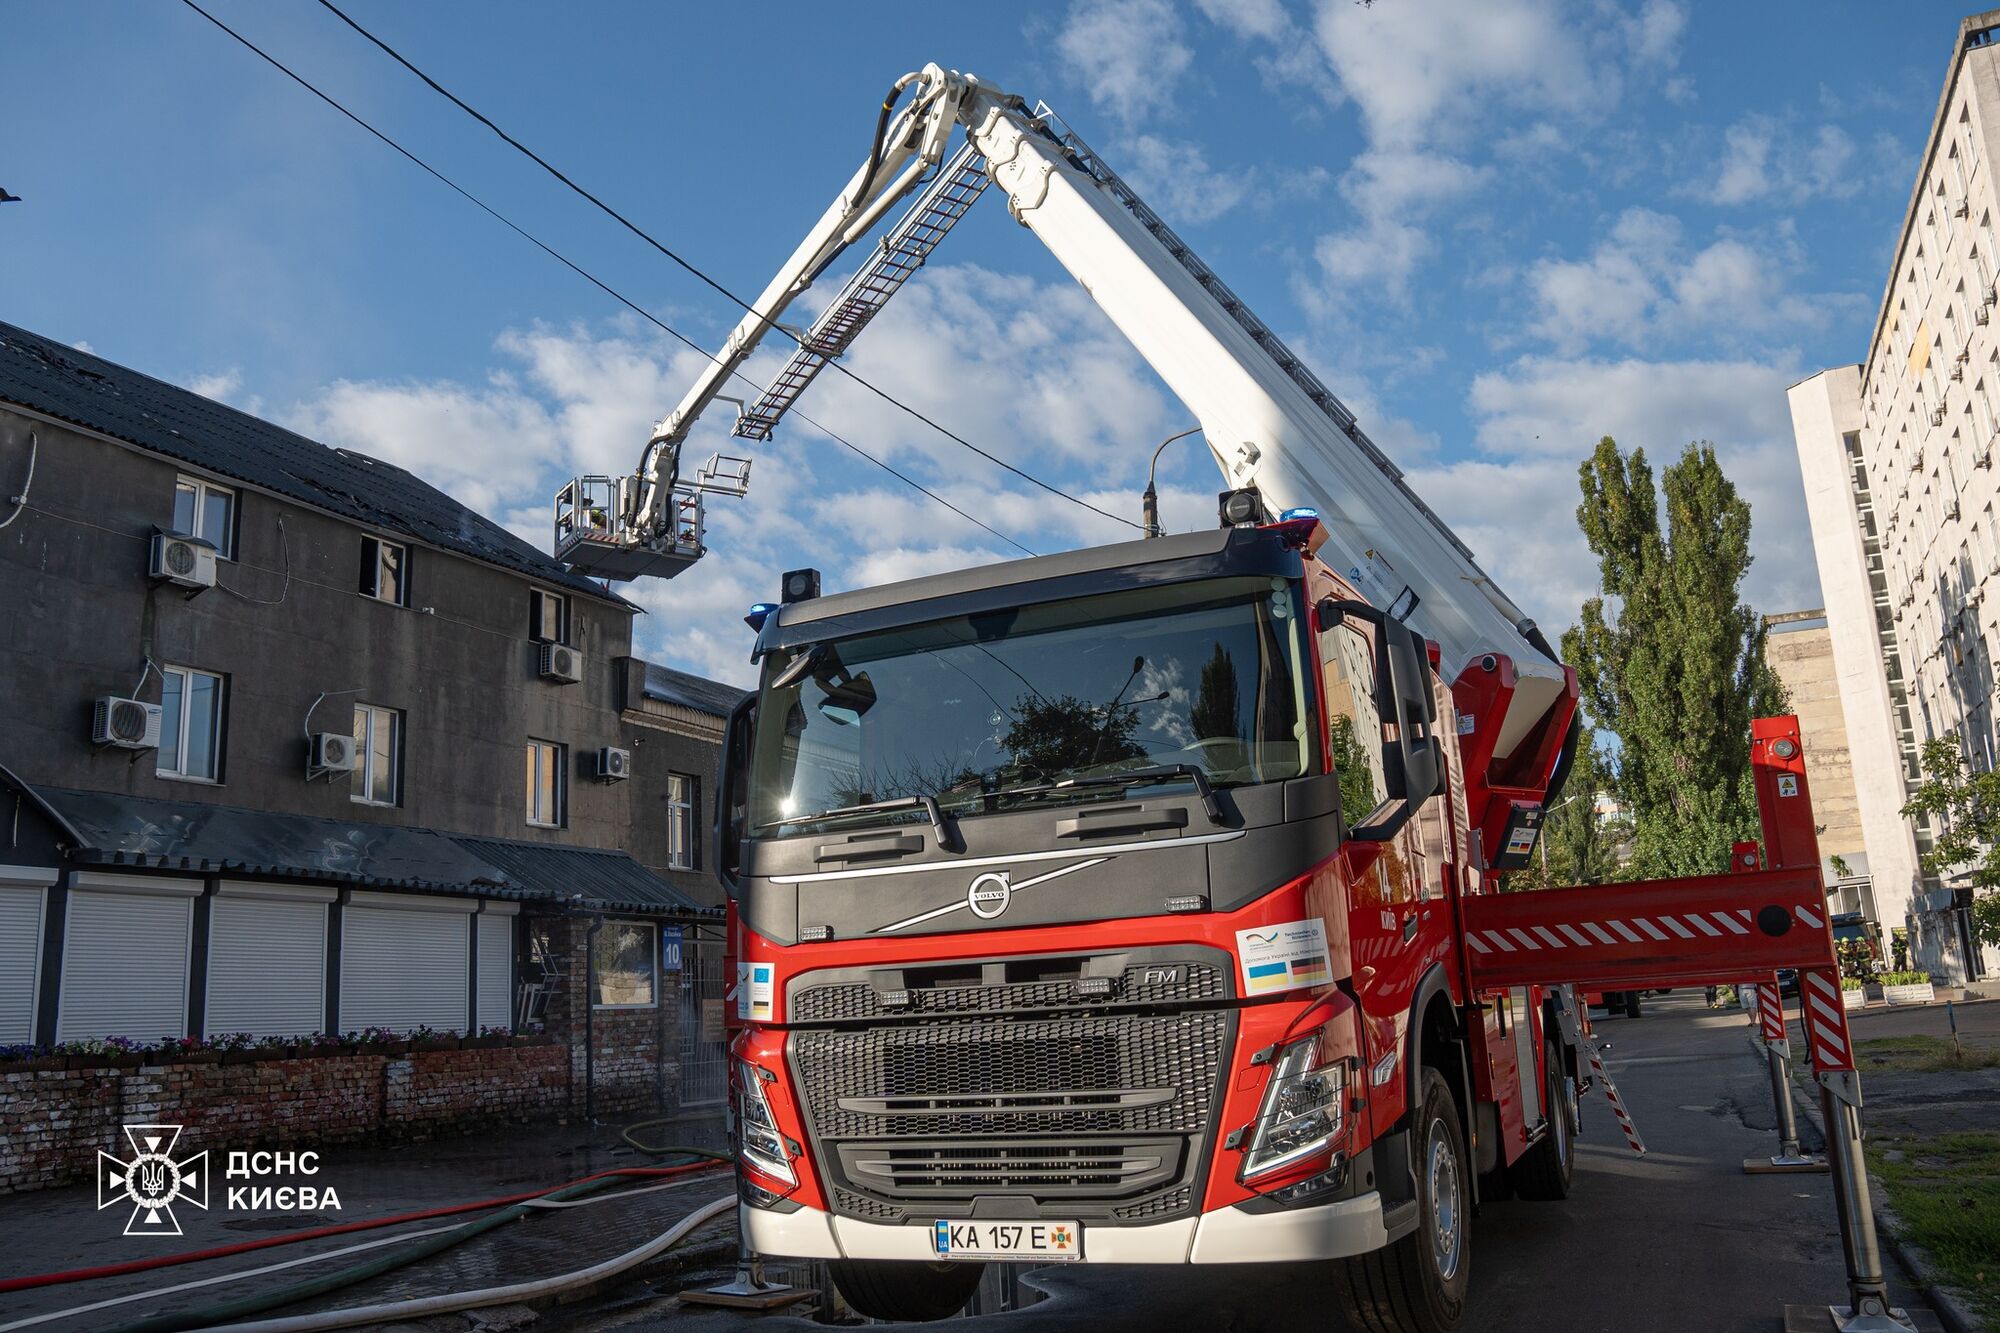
[1622,992,1643,1019]
[1509,1038,1577,1200]
[829,1258,985,1322]
[1332,1067,1469,1333]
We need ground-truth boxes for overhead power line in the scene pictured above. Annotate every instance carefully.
[175,0,1032,558]
[311,0,1141,532]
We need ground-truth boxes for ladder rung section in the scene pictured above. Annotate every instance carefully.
[736,141,993,441]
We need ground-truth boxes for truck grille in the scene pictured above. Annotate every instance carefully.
[791,1010,1230,1221]
[790,961,1227,1023]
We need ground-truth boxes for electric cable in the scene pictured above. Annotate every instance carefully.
[174,0,1032,557]
[308,0,1139,531]
[0,430,35,529]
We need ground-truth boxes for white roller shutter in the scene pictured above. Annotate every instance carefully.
[206,885,331,1039]
[340,893,471,1032]
[57,875,199,1043]
[476,906,516,1031]
[0,868,53,1042]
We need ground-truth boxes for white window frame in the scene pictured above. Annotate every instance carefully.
[529,588,569,645]
[526,739,566,828]
[351,703,401,807]
[158,664,225,782]
[667,772,696,870]
[173,474,235,559]
[592,918,657,1009]
[360,535,410,606]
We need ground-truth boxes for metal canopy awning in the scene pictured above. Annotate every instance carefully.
[3,771,712,917]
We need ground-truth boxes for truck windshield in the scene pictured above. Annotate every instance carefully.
[749,576,1313,834]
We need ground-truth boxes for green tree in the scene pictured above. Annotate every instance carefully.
[1901,735,2000,950]
[1563,437,1788,878]
[1328,714,1380,827]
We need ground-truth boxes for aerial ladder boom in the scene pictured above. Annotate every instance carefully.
[556,63,1571,768]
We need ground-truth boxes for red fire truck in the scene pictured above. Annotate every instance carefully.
[556,65,1897,1333]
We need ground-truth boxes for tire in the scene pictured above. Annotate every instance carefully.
[1509,1038,1577,1201]
[829,1258,986,1322]
[1622,992,1643,1019]
[1331,1068,1470,1333]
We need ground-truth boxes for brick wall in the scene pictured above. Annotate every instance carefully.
[0,1043,568,1194]
[534,917,679,1119]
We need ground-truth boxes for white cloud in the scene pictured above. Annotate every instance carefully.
[1521,208,1840,354]
[1055,0,1193,124]
[1118,134,1256,225]
[186,368,242,401]
[1310,150,1493,298]
[1429,353,1821,630]
[1693,114,1903,206]
[1192,0,1288,42]
[282,265,1199,685]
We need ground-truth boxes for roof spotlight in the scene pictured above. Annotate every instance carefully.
[1218,486,1267,528]
[781,568,821,604]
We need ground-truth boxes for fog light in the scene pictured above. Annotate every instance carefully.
[1218,487,1267,527]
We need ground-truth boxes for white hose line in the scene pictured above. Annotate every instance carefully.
[0,1224,463,1333]
[1,1177,711,1332]
[207,1195,736,1332]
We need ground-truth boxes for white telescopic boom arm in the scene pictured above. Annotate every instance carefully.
[629,65,967,536]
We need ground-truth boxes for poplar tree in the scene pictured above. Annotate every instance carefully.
[1561,437,1788,878]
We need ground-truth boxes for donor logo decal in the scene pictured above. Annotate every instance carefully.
[967,872,1013,919]
[99,1124,207,1236]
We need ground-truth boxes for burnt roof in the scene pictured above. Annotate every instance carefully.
[0,321,625,605]
[642,662,747,716]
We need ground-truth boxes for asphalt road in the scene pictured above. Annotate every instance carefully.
[630,990,1927,1333]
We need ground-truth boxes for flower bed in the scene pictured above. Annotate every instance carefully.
[0,1025,542,1073]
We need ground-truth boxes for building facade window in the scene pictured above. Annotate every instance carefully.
[359,536,409,606]
[159,665,224,781]
[592,920,656,1008]
[529,588,569,644]
[351,703,401,806]
[526,739,565,827]
[667,772,697,870]
[173,476,235,558]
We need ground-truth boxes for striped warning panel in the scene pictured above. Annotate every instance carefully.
[1586,1042,1647,1156]
[1755,979,1789,1046]
[1795,968,1855,1073]
[1463,906,1822,956]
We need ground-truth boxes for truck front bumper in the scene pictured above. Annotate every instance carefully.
[741,1191,1390,1265]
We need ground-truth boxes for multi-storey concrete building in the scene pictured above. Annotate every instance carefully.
[0,320,741,1131]
[1765,610,1874,915]
[1788,10,2000,984]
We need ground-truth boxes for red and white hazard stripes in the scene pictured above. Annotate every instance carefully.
[1794,967,1856,1074]
[1753,979,1789,1047]
[1584,1041,1646,1156]
[1464,904,1822,957]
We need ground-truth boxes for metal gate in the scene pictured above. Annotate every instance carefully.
[678,929,728,1107]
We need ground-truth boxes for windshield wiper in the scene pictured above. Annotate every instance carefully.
[757,793,961,850]
[1004,763,1224,825]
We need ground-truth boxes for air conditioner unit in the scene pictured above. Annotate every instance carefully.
[1979,304,1991,325]
[150,533,217,589]
[1932,405,1948,426]
[539,643,583,684]
[1952,362,1966,381]
[310,732,356,773]
[595,746,631,781]
[1955,195,1970,218]
[92,696,162,749]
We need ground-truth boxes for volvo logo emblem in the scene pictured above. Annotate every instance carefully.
[966,872,1013,919]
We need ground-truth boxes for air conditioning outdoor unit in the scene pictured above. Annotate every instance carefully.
[539,643,583,684]
[595,746,631,781]
[310,732,356,773]
[150,533,217,590]
[92,696,163,750]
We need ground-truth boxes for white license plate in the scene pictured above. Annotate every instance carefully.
[931,1219,1082,1261]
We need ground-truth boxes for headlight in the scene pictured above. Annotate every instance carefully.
[734,1059,796,1186]
[1241,1037,1349,1181]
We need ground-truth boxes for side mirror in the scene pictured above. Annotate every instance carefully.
[715,692,757,899]
[1317,597,1443,843]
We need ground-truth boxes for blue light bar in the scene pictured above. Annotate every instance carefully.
[1279,506,1321,523]
[744,602,779,631]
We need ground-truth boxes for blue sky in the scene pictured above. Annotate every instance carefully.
[3,1,1972,682]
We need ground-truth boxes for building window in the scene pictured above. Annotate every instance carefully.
[529,589,569,644]
[526,739,565,827]
[359,536,409,606]
[667,773,697,870]
[172,476,235,558]
[592,919,656,1008]
[351,704,401,806]
[159,665,224,781]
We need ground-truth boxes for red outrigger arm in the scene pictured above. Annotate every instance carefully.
[1460,716,1857,1081]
